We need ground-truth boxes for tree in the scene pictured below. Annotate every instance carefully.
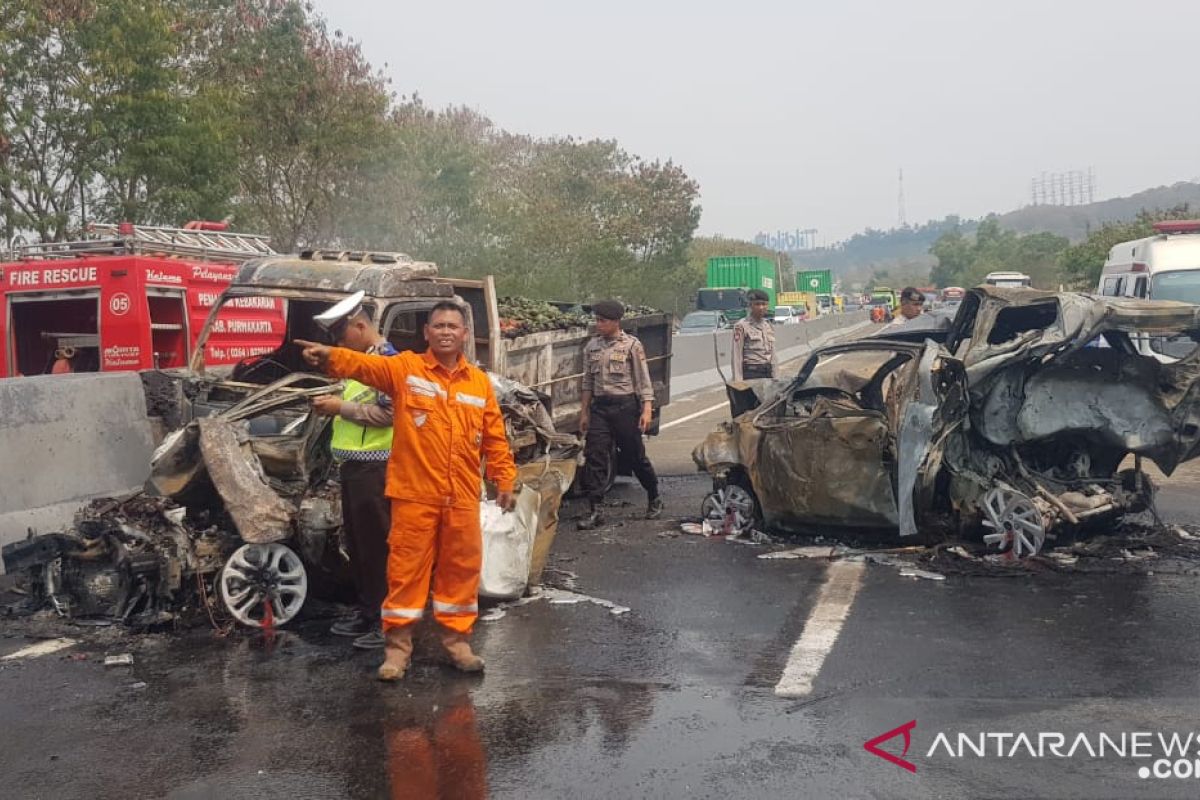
[0,0,93,241]
[81,0,237,224]
[205,0,392,249]
[929,216,1067,288]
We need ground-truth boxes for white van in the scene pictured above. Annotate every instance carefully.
[1097,220,1200,302]
[984,271,1033,288]
[1097,220,1200,359]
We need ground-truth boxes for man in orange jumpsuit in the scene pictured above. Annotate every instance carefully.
[297,300,516,682]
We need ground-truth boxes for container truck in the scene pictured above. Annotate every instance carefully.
[796,269,833,295]
[700,256,776,319]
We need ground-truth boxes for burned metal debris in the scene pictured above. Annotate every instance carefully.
[694,288,1200,557]
[2,494,231,627]
[5,369,579,631]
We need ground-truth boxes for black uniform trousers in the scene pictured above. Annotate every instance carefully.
[581,395,659,505]
[339,459,391,621]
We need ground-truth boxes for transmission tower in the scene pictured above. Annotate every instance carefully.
[898,168,907,227]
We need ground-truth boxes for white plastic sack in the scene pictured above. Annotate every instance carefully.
[479,487,540,599]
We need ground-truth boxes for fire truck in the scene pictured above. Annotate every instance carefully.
[0,222,285,377]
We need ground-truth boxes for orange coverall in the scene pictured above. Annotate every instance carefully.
[326,348,516,634]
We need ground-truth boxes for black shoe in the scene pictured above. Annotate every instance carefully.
[577,511,604,530]
[352,629,385,650]
[646,496,664,520]
[330,611,371,637]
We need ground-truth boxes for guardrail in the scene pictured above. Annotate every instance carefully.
[670,310,870,380]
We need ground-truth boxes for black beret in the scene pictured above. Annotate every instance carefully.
[592,299,625,320]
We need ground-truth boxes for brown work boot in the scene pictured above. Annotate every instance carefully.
[376,626,414,682]
[440,630,485,673]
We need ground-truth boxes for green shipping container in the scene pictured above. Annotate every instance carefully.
[796,269,833,295]
[705,256,777,308]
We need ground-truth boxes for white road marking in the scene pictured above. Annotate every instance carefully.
[660,400,728,430]
[2,637,78,661]
[775,561,865,697]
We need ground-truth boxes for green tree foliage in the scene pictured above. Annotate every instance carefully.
[1058,206,1195,289]
[929,216,1068,289]
[0,0,94,242]
[0,0,702,307]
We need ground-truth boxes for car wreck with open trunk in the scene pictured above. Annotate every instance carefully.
[693,287,1200,556]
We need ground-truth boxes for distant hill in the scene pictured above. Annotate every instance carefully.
[787,181,1200,282]
[996,181,1200,241]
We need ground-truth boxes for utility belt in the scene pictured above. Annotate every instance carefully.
[742,363,773,380]
[592,394,639,407]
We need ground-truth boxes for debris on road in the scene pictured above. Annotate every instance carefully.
[758,546,843,560]
[695,287,1200,558]
[479,585,632,622]
[103,654,134,667]
[898,568,946,581]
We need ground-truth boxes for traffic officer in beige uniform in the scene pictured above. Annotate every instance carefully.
[577,300,662,530]
[731,289,777,381]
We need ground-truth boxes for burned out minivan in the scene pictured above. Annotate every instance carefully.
[694,287,1200,557]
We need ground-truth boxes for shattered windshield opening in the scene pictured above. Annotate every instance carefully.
[986,302,1057,345]
[761,348,915,424]
[220,298,361,385]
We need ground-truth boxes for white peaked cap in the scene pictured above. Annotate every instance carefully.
[313,290,366,330]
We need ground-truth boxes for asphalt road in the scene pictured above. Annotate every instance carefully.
[4,335,1200,799]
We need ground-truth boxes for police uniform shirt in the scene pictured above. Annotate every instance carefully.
[732,316,776,380]
[581,331,654,402]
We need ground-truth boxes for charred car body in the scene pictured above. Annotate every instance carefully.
[4,251,580,628]
[694,287,1200,556]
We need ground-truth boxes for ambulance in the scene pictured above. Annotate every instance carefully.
[1096,220,1200,359]
[1097,220,1200,302]
[0,222,285,377]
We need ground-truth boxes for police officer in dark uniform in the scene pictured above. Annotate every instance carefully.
[577,300,662,530]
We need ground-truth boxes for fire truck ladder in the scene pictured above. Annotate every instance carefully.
[12,223,276,263]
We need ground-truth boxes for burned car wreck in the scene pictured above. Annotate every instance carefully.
[3,252,580,629]
[694,288,1200,556]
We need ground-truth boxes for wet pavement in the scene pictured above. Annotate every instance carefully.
[6,351,1200,797]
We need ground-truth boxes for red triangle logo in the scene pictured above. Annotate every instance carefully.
[864,720,917,773]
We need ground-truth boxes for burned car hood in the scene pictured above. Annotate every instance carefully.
[951,288,1200,474]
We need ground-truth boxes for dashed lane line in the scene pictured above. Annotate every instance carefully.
[774,561,865,698]
[1,638,78,661]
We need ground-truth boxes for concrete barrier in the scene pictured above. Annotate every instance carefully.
[670,311,870,398]
[0,373,156,559]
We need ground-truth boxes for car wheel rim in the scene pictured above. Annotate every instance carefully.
[981,486,1046,558]
[701,485,756,533]
[218,543,307,627]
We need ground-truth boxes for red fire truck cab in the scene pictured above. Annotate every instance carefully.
[0,223,285,378]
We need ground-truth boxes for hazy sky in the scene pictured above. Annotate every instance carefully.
[311,0,1200,243]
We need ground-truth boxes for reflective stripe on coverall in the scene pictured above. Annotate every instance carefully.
[326,347,517,632]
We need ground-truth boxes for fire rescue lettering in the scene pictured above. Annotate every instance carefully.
[197,292,278,310]
[207,345,274,361]
[190,265,236,282]
[8,266,98,286]
[102,345,140,368]
[209,319,276,334]
[145,270,183,285]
